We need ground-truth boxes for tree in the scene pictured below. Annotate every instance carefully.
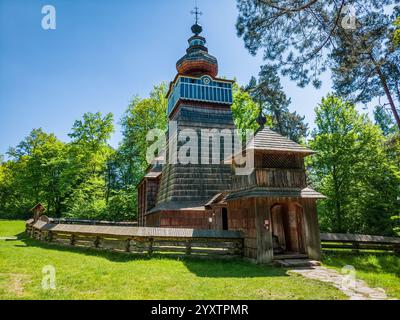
[236,0,400,129]
[385,133,400,235]
[0,161,21,218]
[111,84,168,220]
[246,65,308,142]
[374,105,396,135]
[5,129,67,217]
[120,84,168,177]
[308,95,400,235]
[64,112,115,219]
[394,16,400,47]
[231,82,261,136]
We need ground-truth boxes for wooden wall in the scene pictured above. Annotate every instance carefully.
[227,197,321,263]
[145,209,216,229]
[226,198,258,260]
[300,198,322,260]
[137,177,161,227]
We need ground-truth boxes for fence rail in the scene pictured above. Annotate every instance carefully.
[26,218,244,258]
[321,233,400,253]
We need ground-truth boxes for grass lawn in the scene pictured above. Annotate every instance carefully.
[322,251,400,299]
[2,220,399,300]
[0,220,346,300]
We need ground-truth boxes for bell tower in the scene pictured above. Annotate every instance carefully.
[167,11,233,118]
[144,9,236,228]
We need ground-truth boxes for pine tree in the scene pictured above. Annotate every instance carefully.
[246,65,308,142]
[236,0,400,129]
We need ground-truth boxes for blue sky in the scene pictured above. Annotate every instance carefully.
[0,0,372,157]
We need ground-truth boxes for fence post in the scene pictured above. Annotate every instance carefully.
[70,234,76,246]
[352,242,360,253]
[236,239,244,256]
[148,238,154,255]
[185,240,192,256]
[126,239,131,253]
[94,236,100,248]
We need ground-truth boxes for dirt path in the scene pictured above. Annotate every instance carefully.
[289,266,391,300]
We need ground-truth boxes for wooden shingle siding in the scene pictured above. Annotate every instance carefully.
[150,104,235,220]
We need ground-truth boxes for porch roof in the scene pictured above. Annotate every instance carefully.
[248,127,315,155]
[146,200,206,215]
[225,187,326,201]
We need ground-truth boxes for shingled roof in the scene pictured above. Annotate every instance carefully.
[225,187,325,201]
[248,127,314,155]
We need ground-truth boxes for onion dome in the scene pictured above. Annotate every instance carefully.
[176,23,218,78]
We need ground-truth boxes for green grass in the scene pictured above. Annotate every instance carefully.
[0,220,347,300]
[322,251,400,299]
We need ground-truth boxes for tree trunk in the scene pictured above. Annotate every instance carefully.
[332,165,343,232]
[373,61,400,130]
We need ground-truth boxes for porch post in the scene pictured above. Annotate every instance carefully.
[301,199,322,260]
[255,198,273,263]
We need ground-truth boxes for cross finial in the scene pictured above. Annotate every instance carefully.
[191,6,203,24]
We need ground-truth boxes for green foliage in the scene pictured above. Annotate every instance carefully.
[236,1,400,129]
[308,95,400,235]
[106,187,137,222]
[64,112,115,219]
[231,82,260,135]
[386,134,400,235]
[374,106,397,135]
[245,65,308,142]
[393,17,400,47]
[120,83,168,174]
[110,83,168,221]
[0,84,171,222]
[323,252,400,299]
[0,112,116,220]
[69,112,114,150]
[3,129,67,218]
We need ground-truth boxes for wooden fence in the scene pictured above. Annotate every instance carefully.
[26,218,400,259]
[321,233,400,253]
[26,218,244,258]
[49,218,137,227]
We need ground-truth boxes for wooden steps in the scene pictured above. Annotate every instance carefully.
[274,253,308,260]
[274,259,321,268]
[273,253,320,268]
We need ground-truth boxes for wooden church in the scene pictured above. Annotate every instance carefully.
[137,16,324,263]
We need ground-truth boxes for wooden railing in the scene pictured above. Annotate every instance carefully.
[232,168,307,189]
[26,218,244,258]
[321,233,400,253]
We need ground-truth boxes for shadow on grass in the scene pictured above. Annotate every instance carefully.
[15,233,287,278]
[322,251,400,276]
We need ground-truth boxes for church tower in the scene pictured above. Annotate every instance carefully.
[141,10,236,228]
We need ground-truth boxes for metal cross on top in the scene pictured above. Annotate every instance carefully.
[191,6,203,24]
